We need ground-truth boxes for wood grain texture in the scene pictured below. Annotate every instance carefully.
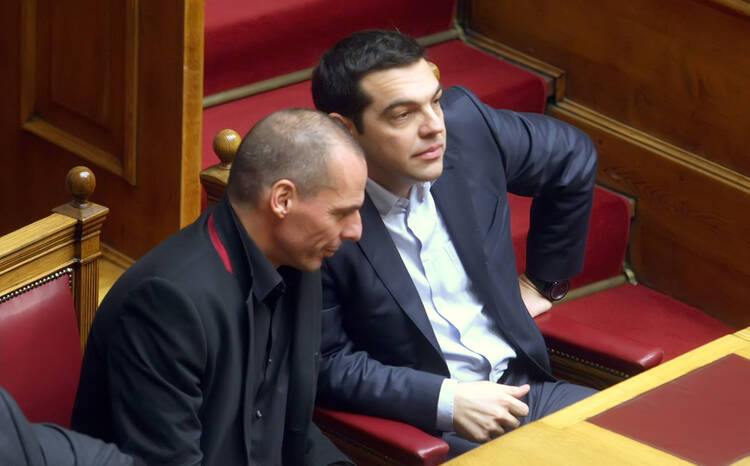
[1,0,203,259]
[20,0,138,183]
[467,0,750,177]
[180,0,204,227]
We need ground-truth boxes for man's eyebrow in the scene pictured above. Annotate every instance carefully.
[381,83,443,116]
[331,204,362,216]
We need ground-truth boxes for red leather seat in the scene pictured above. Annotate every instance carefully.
[0,272,82,428]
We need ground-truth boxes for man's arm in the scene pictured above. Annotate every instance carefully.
[518,273,553,317]
[317,308,445,433]
[0,387,139,466]
[496,108,598,283]
[107,278,207,465]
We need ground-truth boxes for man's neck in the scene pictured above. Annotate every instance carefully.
[228,198,281,269]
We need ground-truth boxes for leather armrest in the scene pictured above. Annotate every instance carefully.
[535,311,663,375]
[314,407,449,466]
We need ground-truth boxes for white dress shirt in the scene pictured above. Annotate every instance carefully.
[366,179,516,432]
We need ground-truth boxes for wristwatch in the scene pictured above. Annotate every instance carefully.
[526,274,570,301]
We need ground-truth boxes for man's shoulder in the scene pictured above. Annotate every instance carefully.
[99,216,234,317]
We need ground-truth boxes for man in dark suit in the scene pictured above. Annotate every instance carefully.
[0,387,138,466]
[72,109,367,465]
[311,30,598,455]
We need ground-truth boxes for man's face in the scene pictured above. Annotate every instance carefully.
[278,144,367,272]
[350,59,446,198]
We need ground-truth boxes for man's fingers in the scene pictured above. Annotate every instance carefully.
[507,397,529,418]
[513,383,531,398]
[497,382,530,398]
[496,383,530,417]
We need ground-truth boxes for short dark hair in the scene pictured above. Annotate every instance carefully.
[311,30,426,132]
[227,108,361,206]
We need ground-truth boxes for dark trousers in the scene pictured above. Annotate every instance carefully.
[443,362,597,458]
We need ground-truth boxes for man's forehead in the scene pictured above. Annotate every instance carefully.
[360,60,439,108]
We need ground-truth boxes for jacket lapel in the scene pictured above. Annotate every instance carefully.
[431,161,518,342]
[357,197,442,353]
[283,271,320,461]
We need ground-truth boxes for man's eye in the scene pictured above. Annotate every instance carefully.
[393,112,409,120]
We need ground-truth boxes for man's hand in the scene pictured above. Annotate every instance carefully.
[519,273,552,317]
[453,381,530,443]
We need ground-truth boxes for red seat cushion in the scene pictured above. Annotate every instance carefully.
[205,0,458,95]
[550,284,733,361]
[0,274,82,428]
[510,186,632,288]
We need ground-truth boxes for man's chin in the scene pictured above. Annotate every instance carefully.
[415,161,444,182]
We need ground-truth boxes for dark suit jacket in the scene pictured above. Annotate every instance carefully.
[73,198,346,465]
[317,86,598,433]
[0,387,137,466]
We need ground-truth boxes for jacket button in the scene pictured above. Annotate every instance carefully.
[255,409,262,419]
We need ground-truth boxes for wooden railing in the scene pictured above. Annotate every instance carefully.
[0,166,108,349]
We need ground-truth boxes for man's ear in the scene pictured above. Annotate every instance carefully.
[268,179,297,219]
[329,113,358,137]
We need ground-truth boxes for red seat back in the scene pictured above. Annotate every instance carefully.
[0,272,82,428]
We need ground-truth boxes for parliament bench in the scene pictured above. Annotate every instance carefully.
[0,167,107,428]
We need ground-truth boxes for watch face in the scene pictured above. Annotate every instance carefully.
[549,280,570,301]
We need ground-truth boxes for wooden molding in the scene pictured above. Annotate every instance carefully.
[704,0,750,17]
[464,29,567,102]
[0,214,77,293]
[19,0,139,185]
[180,0,204,226]
[22,119,124,176]
[101,243,136,270]
[552,100,750,195]
[548,350,629,390]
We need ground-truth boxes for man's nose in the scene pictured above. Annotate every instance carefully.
[420,107,445,137]
[341,211,363,242]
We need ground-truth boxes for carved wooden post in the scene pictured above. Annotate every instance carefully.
[53,166,109,350]
[200,129,240,207]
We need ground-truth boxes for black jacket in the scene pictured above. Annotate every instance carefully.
[73,198,346,465]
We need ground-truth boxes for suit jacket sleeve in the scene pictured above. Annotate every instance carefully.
[0,387,139,466]
[107,277,207,466]
[454,87,598,280]
[317,261,446,434]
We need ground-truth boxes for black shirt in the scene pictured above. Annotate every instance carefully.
[231,208,297,466]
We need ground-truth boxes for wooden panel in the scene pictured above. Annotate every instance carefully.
[21,0,138,183]
[466,0,750,177]
[1,0,203,259]
[549,101,750,328]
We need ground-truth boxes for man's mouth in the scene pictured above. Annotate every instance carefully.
[414,143,443,160]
